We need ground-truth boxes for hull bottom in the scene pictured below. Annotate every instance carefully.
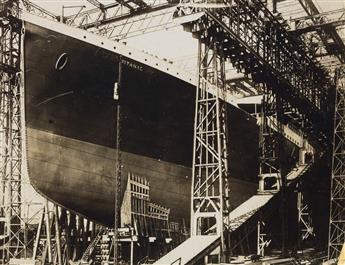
[26,127,258,226]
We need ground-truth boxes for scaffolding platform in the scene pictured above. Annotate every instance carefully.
[229,194,273,232]
[152,235,220,265]
[8,259,36,265]
[286,163,311,181]
[153,194,273,265]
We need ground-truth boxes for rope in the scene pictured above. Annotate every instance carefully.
[113,57,122,265]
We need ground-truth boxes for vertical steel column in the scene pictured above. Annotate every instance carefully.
[191,40,230,261]
[0,0,24,262]
[276,96,288,257]
[297,192,314,244]
[257,220,271,256]
[328,67,345,260]
[257,87,278,256]
[296,141,315,249]
[257,85,289,255]
[258,87,280,193]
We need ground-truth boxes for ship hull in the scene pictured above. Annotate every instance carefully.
[23,17,259,227]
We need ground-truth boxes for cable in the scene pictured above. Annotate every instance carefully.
[113,57,122,265]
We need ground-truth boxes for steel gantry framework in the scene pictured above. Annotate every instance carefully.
[328,67,345,261]
[258,84,296,255]
[21,0,58,21]
[296,0,345,64]
[258,87,281,194]
[181,0,335,148]
[63,0,176,40]
[291,8,345,35]
[176,0,337,258]
[0,0,24,262]
[190,40,231,261]
[257,86,282,255]
[20,0,177,40]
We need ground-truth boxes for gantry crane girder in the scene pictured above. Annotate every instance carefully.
[64,0,154,28]
[86,0,106,10]
[180,0,335,148]
[21,0,58,21]
[297,0,345,64]
[292,19,345,36]
[21,0,155,31]
[291,8,345,35]
[63,2,174,40]
[85,0,149,14]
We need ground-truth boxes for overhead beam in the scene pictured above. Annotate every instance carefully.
[297,0,345,63]
[291,8,345,25]
[65,0,152,27]
[86,0,106,10]
[66,3,120,19]
[63,1,175,39]
[80,3,172,29]
[292,19,345,34]
[180,0,335,147]
[21,0,59,20]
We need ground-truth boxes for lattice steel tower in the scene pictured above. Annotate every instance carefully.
[191,40,230,261]
[328,67,345,260]
[0,0,25,262]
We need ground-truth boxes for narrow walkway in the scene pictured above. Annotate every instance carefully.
[153,235,220,265]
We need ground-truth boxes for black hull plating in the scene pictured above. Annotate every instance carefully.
[24,21,259,226]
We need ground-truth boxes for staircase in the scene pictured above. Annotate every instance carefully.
[93,230,113,265]
[80,229,104,264]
